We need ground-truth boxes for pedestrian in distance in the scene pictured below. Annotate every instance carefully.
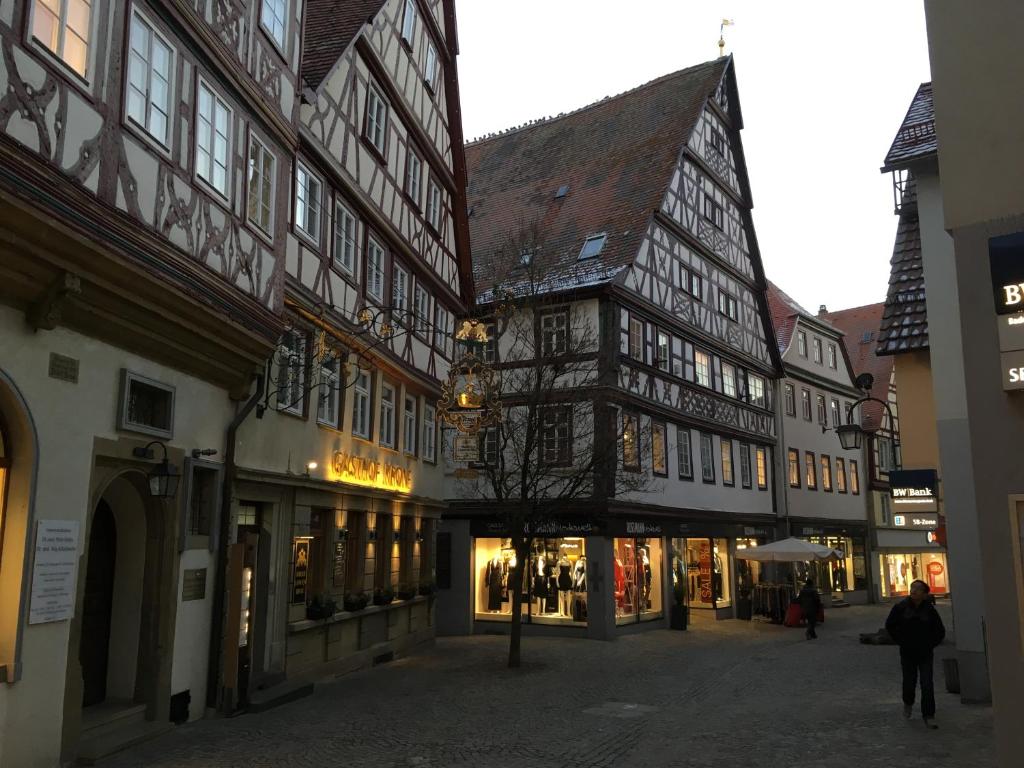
[885,579,946,729]
[797,578,821,640]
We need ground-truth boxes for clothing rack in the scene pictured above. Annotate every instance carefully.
[751,583,796,624]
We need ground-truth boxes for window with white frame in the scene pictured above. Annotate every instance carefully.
[788,449,800,488]
[699,433,715,483]
[850,460,860,494]
[831,398,841,428]
[820,455,833,491]
[401,0,417,43]
[677,428,693,480]
[797,330,807,357]
[541,407,570,466]
[817,394,827,425]
[836,457,847,493]
[805,451,817,489]
[276,329,305,414]
[247,135,275,235]
[813,337,823,364]
[801,388,812,420]
[31,0,92,78]
[403,394,417,455]
[414,284,430,336]
[366,237,385,302]
[739,443,752,488]
[690,272,704,301]
[628,315,643,360]
[126,11,172,145]
[352,370,371,439]
[480,427,498,465]
[541,311,568,357]
[651,422,667,476]
[828,343,837,369]
[481,322,497,363]
[756,446,768,490]
[366,84,388,156]
[622,413,639,470]
[406,149,422,206]
[721,439,734,485]
[749,374,767,408]
[334,202,358,276]
[695,350,711,388]
[784,383,796,416]
[424,40,439,91]
[422,403,436,461]
[260,0,287,49]
[434,305,452,357]
[317,353,340,427]
[717,291,738,321]
[425,178,442,230]
[392,264,409,324]
[196,80,232,197]
[710,127,725,157]
[380,382,396,448]
[294,162,321,242]
[703,193,724,230]
[721,362,737,398]
[656,331,669,371]
[578,233,607,260]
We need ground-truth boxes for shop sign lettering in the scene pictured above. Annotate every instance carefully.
[626,520,663,536]
[699,540,713,604]
[889,469,939,513]
[331,451,412,493]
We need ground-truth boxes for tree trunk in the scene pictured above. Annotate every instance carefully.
[507,536,531,669]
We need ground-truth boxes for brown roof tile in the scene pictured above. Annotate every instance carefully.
[302,0,386,90]
[883,83,936,171]
[765,280,815,353]
[464,58,730,300]
[877,178,927,355]
[824,302,892,430]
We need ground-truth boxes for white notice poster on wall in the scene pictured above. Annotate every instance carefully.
[29,520,80,624]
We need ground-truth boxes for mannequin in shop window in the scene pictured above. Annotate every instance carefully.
[557,552,572,615]
[639,546,652,609]
[545,554,559,613]
[533,553,548,612]
[712,548,724,601]
[571,556,588,622]
[485,555,504,611]
[614,553,625,608]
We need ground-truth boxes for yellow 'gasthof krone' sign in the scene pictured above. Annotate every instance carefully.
[331,451,412,493]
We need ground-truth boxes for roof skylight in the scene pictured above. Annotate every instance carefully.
[578,233,607,260]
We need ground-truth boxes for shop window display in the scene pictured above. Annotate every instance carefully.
[683,538,731,608]
[796,535,866,593]
[881,552,949,597]
[475,537,587,624]
[613,538,663,624]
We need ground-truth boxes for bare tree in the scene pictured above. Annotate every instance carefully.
[453,225,653,668]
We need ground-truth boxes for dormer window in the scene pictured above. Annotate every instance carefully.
[578,233,607,260]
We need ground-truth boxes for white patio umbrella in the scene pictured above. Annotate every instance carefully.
[733,537,843,562]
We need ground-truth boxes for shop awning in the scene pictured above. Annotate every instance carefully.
[734,537,843,562]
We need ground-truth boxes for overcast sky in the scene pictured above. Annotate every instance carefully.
[454,1,932,314]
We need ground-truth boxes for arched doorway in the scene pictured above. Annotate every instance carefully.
[78,476,149,710]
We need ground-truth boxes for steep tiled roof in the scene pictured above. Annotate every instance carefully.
[464,58,730,300]
[302,0,386,90]
[824,302,892,430]
[882,83,936,171]
[765,280,816,353]
[877,179,927,355]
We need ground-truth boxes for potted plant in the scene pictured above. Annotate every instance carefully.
[670,581,688,630]
[306,594,337,621]
[343,591,369,613]
[396,583,417,600]
[372,586,395,606]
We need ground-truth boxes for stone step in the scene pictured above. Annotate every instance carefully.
[77,719,173,765]
[80,702,146,736]
[246,678,315,714]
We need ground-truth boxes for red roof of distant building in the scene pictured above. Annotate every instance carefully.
[765,280,815,353]
[824,302,892,430]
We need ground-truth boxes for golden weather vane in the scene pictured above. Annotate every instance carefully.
[718,18,734,58]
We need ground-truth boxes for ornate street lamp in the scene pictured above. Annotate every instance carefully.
[824,373,901,468]
[132,441,181,498]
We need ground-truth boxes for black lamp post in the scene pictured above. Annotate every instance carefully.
[132,441,181,498]
[824,373,901,469]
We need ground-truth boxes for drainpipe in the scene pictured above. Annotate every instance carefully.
[207,374,264,713]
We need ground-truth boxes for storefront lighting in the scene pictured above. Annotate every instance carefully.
[306,461,318,475]
[132,441,181,498]
[415,530,424,543]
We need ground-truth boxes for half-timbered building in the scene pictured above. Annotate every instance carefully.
[766,283,872,604]
[224,0,471,713]
[0,0,297,762]
[437,56,783,640]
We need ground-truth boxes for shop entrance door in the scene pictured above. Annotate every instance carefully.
[236,526,261,706]
[80,501,116,707]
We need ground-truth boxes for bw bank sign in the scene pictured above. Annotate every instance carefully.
[989,232,1024,389]
[889,469,939,517]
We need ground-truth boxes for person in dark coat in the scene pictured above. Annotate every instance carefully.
[797,579,822,639]
[885,579,946,729]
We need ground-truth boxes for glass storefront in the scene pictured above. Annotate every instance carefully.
[880,551,949,597]
[613,538,663,624]
[796,535,867,593]
[681,538,731,609]
[475,537,588,624]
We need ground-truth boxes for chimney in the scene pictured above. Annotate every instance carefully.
[818,304,828,317]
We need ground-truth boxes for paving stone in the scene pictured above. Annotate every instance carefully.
[101,604,993,768]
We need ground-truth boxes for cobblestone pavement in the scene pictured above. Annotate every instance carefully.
[104,603,993,768]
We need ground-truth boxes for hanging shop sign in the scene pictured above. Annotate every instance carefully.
[331,451,412,493]
[291,539,310,604]
[988,232,1024,390]
[453,435,480,463]
[889,469,939,513]
[28,520,80,624]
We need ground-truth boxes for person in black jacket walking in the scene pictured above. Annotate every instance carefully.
[798,579,822,639]
[885,579,946,729]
